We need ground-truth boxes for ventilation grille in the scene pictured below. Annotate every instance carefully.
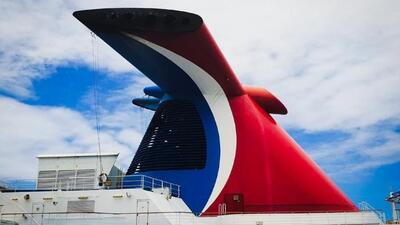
[127,100,206,173]
[36,169,95,190]
[37,170,57,189]
[76,169,95,189]
[57,170,75,189]
[67,200,95,213]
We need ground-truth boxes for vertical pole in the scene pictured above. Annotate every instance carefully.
[41,203,44,225]
[393,201,398,222]
[0,204,3,223]
[74,170,77,190]
[54,170,58,191]
[146,201,149,225]
[30,203,34,225]
[135,199,138,225]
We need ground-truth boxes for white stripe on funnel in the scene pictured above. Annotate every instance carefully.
[125,33,237,213]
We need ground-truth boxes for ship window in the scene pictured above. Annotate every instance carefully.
[127,100,206,173]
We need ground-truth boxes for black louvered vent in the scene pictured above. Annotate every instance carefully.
[126,100,206,174]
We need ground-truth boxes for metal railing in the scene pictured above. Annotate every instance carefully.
[0,181,10,190]
[0,175,180,197]
[359,201,386,223]
[0,211,384,225]
[1,212,196,225]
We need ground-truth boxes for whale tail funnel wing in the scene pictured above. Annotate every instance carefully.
[73,8,244,98]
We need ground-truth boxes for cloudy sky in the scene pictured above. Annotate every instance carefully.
[0,0,399,216]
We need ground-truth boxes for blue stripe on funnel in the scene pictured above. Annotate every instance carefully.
[144,86,164,99]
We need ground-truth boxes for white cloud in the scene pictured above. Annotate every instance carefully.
[0,96,143,178]
[307,123,400,182]
[0,0,136,98]
[2,0,399,128]
[0,0,399,181]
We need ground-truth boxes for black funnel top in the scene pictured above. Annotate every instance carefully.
[73,8,203,32]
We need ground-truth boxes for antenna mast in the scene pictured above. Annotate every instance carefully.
[90,32,104,176]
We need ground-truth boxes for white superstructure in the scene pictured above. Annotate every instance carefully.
[0,153,384,225]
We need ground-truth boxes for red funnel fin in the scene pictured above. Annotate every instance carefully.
[243,85,288,115]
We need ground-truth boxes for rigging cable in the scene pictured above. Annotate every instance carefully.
[90,32,104,175]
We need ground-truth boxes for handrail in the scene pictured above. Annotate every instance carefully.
[0,211,384,225]
[0,209,384,216]
[0,174,181,197]
[358,201,386,224]
[0,180,10,190]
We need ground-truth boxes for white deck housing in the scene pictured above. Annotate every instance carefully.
[0,153,383,225]
[0,188,382,225]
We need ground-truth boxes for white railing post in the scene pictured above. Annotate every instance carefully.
[141,176,145,189]
[74,170,77,190]
[0,204,3,221]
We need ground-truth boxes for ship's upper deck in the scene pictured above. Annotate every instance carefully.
[0,152,180,198]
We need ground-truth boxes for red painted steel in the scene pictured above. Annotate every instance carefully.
[243,85,288,115]
[204,95,358,214]
[133,24,245,97]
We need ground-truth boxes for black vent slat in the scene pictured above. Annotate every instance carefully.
[126,100,206,174]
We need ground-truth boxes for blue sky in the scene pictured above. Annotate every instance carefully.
[0,0,399,219]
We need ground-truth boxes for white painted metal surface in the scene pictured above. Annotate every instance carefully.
[0,188,382,225]
[37,152,119,175]
[34,152,119,190]
[0,154,383,225]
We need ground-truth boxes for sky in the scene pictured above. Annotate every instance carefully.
[0,0,399,218]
